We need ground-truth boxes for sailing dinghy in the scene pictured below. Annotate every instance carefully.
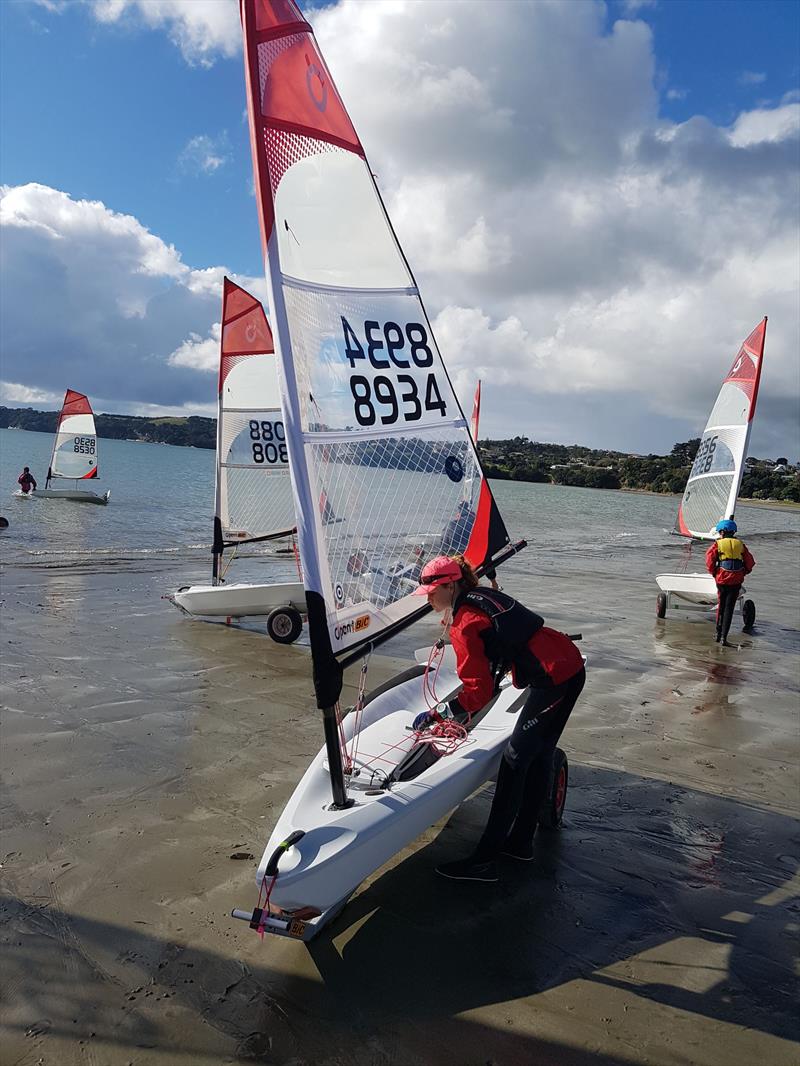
[656,317,766,628]
[232,0,535,941]
[33,390,110,504]
[168,278,306,642]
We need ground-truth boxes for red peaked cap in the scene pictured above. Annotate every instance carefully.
[412,556,463,595]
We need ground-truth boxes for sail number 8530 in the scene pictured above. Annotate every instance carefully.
[342,316,446,426]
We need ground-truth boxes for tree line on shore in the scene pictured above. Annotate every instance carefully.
[2,406,797,502]
[480,437,800,502]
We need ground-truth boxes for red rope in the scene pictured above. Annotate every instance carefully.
[255,871,277,939]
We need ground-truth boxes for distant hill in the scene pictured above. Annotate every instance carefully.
[0,406,215,449]
[1,406,797,502]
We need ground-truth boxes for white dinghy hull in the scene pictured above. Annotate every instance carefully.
[34,488,110,505]
[169,580,305,619]
[248,657,527,939]
[655,571,751,625]
[655,572,718,605]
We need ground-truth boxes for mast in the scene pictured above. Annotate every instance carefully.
[241,0,516,809]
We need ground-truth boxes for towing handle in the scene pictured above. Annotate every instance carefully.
[265,829,305,877]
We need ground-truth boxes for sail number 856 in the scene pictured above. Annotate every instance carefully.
[691,435,718,477]
[342,317,446,426]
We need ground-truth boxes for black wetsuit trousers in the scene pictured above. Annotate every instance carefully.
[716,584,740,641]
[474,667,586,861]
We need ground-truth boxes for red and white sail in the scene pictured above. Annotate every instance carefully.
[48,389,100,481]
[241,0,510,694]
[676,317,767,539]
[215,277,295,543]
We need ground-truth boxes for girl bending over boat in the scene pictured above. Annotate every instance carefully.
[412,554,585,883]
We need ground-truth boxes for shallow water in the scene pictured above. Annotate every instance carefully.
[1,428,798,1065]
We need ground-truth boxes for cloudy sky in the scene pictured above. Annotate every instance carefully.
[1,0,798,457]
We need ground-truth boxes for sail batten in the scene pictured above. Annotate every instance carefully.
[242,0,512,706]
[676,317,767,539]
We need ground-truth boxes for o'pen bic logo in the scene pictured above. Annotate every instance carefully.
[334,614,370,642]
[305,57,327,113]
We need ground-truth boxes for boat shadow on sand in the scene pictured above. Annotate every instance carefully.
[2,765,797,1065]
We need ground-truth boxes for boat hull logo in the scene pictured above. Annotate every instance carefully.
[334,614,370,641]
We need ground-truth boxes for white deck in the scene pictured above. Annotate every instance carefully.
[33,488,109,505]
[169,580,305,618]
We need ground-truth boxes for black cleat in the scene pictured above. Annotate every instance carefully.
[435,857,498,883]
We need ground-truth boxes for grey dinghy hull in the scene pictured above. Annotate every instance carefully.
[34,489,110,505]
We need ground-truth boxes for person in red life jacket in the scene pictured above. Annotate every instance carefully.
[412,554,585,883]
[17,467,37,494]
[706,519,755,646]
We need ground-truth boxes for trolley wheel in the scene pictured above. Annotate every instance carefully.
[538,747,568,830]
[656,592,667,619]
[742,599,756,631]
[266,606,303,644]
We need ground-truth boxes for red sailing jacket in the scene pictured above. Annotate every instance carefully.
[449,603,584,714]
[705,540,755,587]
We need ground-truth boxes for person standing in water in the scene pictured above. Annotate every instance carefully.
[412,554,585,883]
[706,519,755,646]
[17,467,37,494]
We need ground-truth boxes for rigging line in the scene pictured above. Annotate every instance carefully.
[220,544,239,581]
[348,647,372,778]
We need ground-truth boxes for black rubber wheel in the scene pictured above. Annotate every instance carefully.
[742,599,756,631]
[656,592,667,619]
[266,605,303,644]
[538,747,568,830]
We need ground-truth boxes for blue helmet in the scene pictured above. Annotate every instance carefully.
[716,519,737,535]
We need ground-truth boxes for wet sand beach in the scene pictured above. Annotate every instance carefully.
[1,518,799,1065]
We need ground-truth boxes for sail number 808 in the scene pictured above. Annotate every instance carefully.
[249,419,287,464]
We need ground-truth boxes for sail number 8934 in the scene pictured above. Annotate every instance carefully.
[342,316,446,426]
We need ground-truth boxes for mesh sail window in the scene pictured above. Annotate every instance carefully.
[241,0,510,674]
[676,318,767,539]
[215,277,296,542]
[49,389,100,480]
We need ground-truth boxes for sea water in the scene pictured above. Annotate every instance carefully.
[1,427,798,587]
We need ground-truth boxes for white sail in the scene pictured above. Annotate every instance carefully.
[48,389,100,482]
[676,318,767,539]
[214,277,295,545]
[241,0,511,698]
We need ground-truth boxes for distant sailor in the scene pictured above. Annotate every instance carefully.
[17,467,37,494]
[413,554,585,883]
[706,519,755,646]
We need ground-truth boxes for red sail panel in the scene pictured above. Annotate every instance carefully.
[722,316,767,413]
[253,0,306,33]
[219,276,275,392]
[80,467,98,480]
[241,0,364,251]
[57,389,93,428]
